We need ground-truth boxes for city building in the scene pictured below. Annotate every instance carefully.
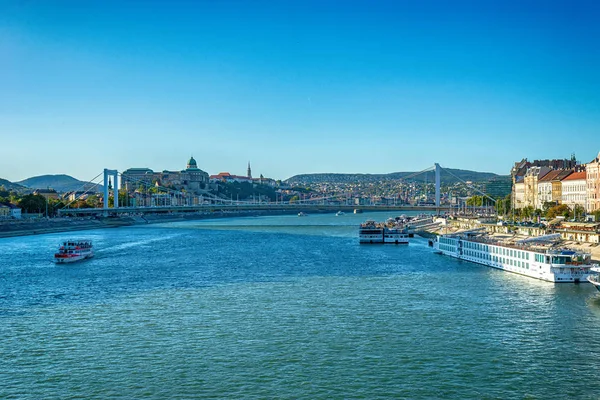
[209,172,253,183]
[513,177,525,210]
[537,170,562,209]
[510,157,577,209]
[0,203,21,219]
[33,188,59,200]
[552,170,573,204]
[122,157,209,195]
[561,171,587,212]
[586,152,600,213]
[483,176,511,198]
[523,166,551,209]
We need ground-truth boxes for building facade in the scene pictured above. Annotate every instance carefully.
[586,152,600,213]
[552,170,572,204]
[537,170,561,209]
[561,171,587,211]
[523,166,551,209]
[122,157,209,195]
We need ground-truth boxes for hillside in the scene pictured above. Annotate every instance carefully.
[0,178,28,193]
[17,174,104,193]
[285,168,501,186]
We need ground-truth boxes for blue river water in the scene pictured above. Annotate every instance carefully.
[2,211,600,399]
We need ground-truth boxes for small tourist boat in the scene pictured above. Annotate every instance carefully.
[587,266,600,291]
[54,239,94,264]
[336,211,345,216]
[298,212,307,217]
[353,209,363,214]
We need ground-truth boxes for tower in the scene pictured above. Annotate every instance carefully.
[247,162,252,179]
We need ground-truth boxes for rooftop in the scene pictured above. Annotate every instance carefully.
[562,171,586,181]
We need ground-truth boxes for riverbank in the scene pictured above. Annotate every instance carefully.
[0,210,327,239]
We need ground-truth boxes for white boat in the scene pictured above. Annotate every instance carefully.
[587,266,600,291]
[336,211,345,216]
[298,212,307,217]
[353,209,363,214]
[433,231,595,283]
[359,220,409,244]
[54,239,94,264]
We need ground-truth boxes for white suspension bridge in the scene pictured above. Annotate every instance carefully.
[57,164,496,216]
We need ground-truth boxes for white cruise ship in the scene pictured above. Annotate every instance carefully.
[359,220,409,244]
[433,231,595,283]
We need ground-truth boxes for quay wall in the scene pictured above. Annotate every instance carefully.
[0,209,332,239]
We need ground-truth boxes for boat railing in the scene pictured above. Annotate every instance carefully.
[454,235,591,256]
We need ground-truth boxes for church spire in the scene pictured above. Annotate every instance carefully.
[247,162,252,179]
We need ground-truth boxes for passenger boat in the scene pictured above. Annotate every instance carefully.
[298,212,307,217]
[54,240,94,264]
[587,266,600,291]
[353,209,363,214]
[336,211,345,216]
[359,220,409,244]
[433,231,595,283]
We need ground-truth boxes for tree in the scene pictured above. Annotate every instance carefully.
[573,204,585,221]
[17,194,47,214]
[593,210,600,222]
[547,204,571,219]
[522,205,534,220]
[542,201,557,215]
[495,195,511,216]
[466,195,483,207]
[86,195,100,208]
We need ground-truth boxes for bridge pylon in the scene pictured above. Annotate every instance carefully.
[103,169,119,216]
[435,163,441,208]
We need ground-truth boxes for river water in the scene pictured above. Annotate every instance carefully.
[2,211,600,399]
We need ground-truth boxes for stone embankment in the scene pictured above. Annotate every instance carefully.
[0,210,309,239]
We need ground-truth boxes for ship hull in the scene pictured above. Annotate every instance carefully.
[435,237,591,283]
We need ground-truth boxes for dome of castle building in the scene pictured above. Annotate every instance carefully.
[187,156,197,168]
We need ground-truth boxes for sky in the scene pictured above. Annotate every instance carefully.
[1,0,599,182]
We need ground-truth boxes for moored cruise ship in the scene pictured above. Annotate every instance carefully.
[433,231,595,282]
[359,220,409,244]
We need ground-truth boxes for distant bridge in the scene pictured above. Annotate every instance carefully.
[57,163,494,217]
[57,203,454,216]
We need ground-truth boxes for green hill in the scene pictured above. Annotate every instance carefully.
[17,174,103,193]
[0,178,28,193]
[285,168,500,186]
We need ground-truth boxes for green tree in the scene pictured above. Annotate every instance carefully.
[495,195,511,216]
[542,201,557,216]
[573,204,585,221]
[86,195,100,208]
[547,204,571,219]
[522,205,534,220]
[466,195,483,207]
[17,194,47,214]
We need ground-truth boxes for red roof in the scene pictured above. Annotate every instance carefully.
[538,170,561,182]
[562,171,586,181]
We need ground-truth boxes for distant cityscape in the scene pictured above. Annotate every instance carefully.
[1,151,599,221]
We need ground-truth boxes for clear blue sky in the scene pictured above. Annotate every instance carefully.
[1,0,599,182]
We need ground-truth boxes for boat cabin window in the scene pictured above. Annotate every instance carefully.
[551,256,569,264]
